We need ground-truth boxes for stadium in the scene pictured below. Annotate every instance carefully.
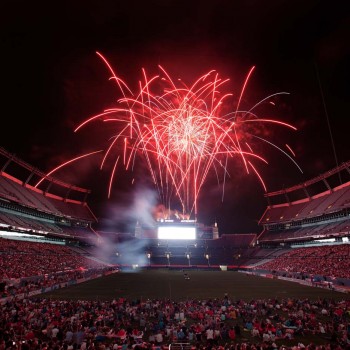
[1,145,350,350]
[1,0,349,347]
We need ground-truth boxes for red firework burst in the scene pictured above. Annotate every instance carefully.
[36,52,302,218]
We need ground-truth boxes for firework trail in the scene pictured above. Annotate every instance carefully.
[38,52,302,219]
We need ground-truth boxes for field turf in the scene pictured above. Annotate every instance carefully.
[40,269,347,301]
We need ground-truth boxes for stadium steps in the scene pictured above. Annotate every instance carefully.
[84,255,114,266]
[68,246,113,266]
[245,247,289,267]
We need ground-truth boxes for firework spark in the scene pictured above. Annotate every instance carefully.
[38,52,302,218]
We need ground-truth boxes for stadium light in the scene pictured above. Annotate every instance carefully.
[186,252,191,266]
[165,252,171,266]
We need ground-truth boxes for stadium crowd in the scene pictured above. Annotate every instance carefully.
[0,239,107,279]
[0,238,114,299]
[257,245,350,279]
[0,294,349,350]
[1,239,350,349]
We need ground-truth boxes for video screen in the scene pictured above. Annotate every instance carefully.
[157,225,196,240]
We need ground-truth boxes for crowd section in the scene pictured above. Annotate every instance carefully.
[0,296,349,350]
[0,239,108,279]
[2,238,350,349]
[256,245,350,279]
[0,239,113,298]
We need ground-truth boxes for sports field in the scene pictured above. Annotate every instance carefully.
[40,269,347,301]
[36,269,350,348]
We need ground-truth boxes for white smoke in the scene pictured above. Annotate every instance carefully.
[91,185,159,267]
[90,233,149,268]
[132,187,159,228]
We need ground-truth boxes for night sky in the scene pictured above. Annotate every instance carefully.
[1,0,349,234]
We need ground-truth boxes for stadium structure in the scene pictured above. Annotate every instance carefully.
[1,146,350,297]
[0,147,99,246]
[258,160,350,246]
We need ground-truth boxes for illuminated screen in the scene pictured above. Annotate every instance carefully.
[157,226,196,240]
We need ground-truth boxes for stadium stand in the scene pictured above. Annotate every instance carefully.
[0,148,119,300]
[258,161,350,245]
[256,244,350,279]
[243,161,350,290]
[0,147,99,244]
[95,234,259,269]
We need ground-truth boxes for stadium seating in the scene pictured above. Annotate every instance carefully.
[256,244,350,279]
[258,163,350,245]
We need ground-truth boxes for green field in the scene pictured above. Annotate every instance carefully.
[40,269,348,301]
